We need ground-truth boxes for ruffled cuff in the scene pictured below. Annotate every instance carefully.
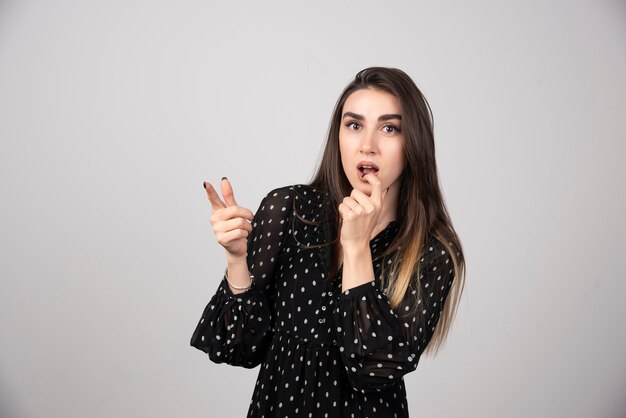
[190,275,272,368]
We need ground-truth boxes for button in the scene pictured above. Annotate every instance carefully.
[318,318,326,324]
[321,306,326,311]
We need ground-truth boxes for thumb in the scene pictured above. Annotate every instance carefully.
[221,177,239,207]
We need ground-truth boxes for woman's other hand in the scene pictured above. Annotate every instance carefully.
[203,178,255,260]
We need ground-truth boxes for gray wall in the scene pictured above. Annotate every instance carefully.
[1,0,625,417]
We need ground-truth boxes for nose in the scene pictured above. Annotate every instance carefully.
[360,130,378,154]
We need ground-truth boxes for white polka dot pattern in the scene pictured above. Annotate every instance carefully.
[190,184,455,417]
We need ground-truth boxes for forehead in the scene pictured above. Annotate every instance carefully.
[342,88,402,116]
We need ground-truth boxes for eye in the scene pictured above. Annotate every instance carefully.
[382,124,401,134]
[345,121,361,130]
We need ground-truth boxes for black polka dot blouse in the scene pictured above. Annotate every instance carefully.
[190,184,455,418]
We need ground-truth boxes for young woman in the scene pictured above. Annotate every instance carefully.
[191,67,466,417]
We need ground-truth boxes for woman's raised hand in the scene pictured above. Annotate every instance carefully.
[203,178,255,259]
[338,173,389,249]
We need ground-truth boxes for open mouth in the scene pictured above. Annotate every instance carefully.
[357,162,379,180]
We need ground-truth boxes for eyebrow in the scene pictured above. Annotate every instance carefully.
[342,112,402,122]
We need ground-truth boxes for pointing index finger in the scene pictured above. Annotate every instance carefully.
[221,178,239,207]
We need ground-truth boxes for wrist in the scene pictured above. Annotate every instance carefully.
[224,253,253,294]
[224,264,254,294]
[226,252,247,267]
[342,242,371,258]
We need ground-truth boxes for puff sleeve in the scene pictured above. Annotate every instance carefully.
[190,186,293,368]
[334,238,455,392]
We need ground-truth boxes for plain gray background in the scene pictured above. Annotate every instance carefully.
[1,0,625,417]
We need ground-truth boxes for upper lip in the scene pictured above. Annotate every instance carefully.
[357,161,379,170]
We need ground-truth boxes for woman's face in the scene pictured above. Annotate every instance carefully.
[339,87,405,197]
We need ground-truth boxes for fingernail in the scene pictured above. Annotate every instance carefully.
[222,176,227,181]
[202,181,206,190]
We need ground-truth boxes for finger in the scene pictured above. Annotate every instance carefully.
[212,216,253,234]
[211,206,255,224]
[363,173,383,206]
[349,188,375,213]
[342,196,362,214]
[216,228,250,245]
[338,202,353,220]
[221,177,239,207]
[203,181,227,210]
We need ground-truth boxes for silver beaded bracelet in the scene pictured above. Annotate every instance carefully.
[224,267,254,291]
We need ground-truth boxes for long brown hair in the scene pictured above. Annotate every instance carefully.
[305,67,466,357]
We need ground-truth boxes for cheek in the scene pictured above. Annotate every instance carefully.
[338,136,351,165]
[389,144,405,175]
